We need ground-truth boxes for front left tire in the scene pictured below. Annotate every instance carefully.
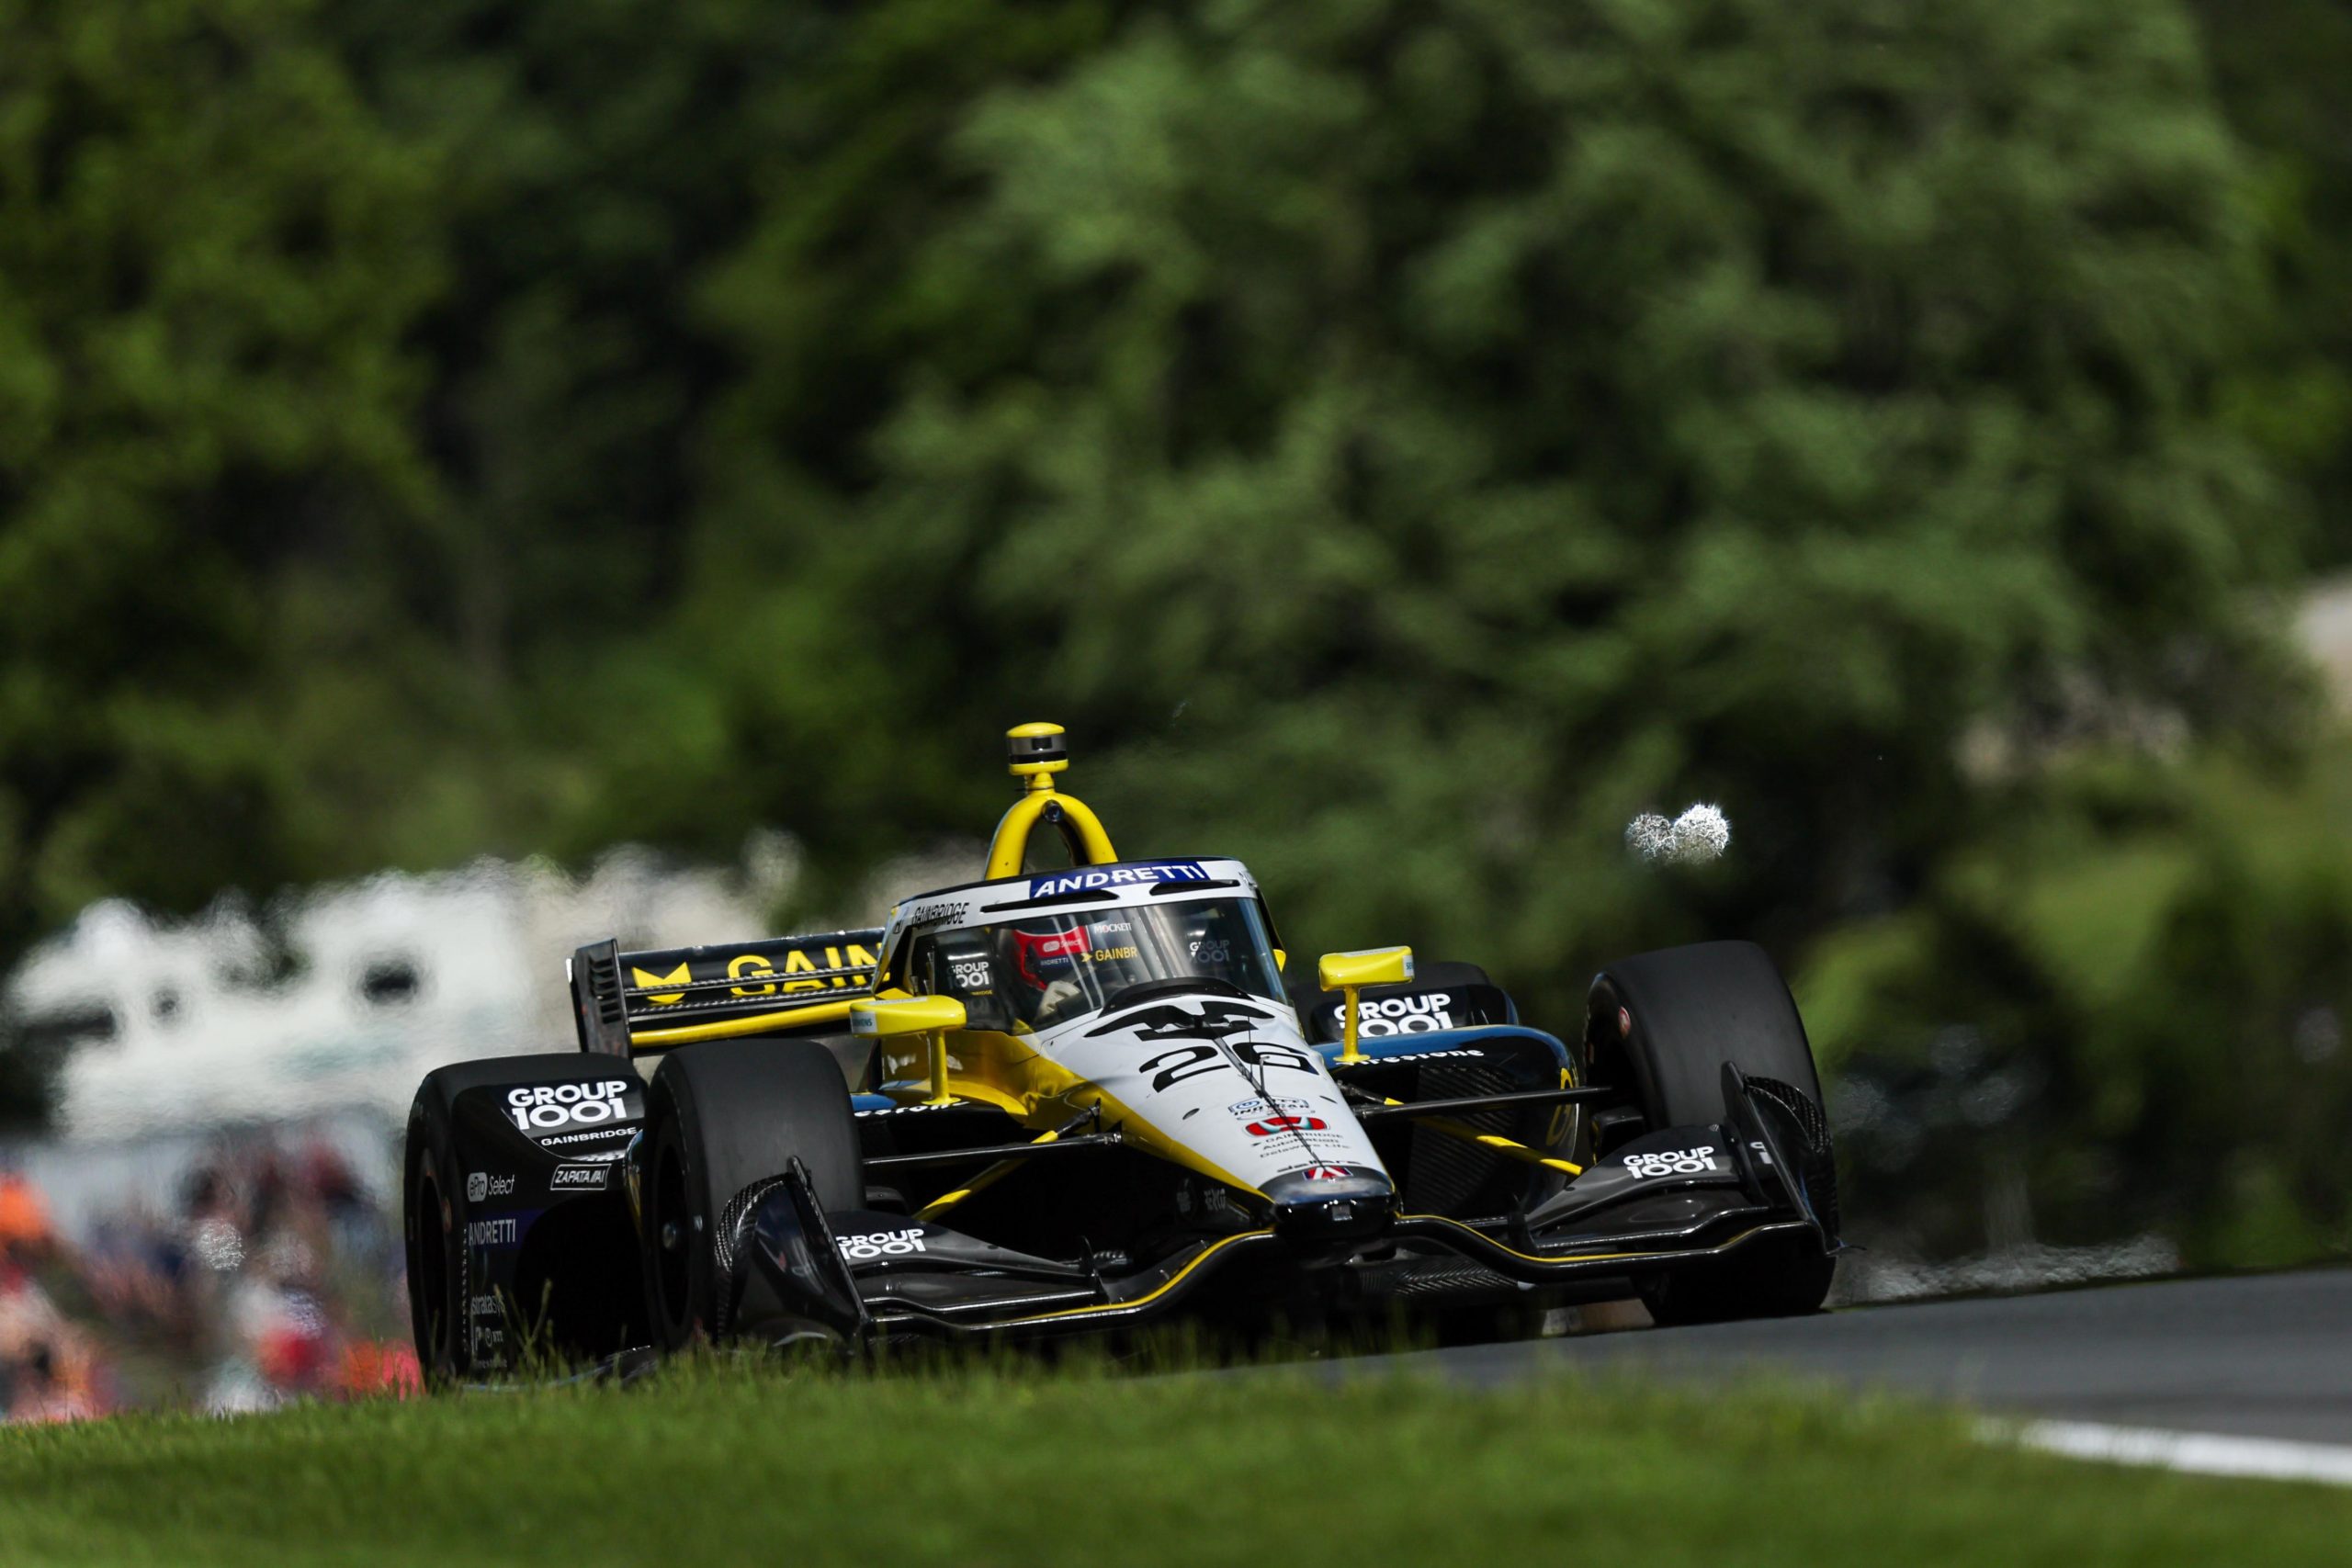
[638,1039,861,1349]
[1590,941,1838,1325]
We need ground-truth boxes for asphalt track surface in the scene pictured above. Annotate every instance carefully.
[1353,1267,2352,1449]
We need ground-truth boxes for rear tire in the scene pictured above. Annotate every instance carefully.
[639,1040,860,1349]
[1590,941,1837,1325]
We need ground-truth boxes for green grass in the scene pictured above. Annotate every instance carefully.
[3,1356,2348,1567]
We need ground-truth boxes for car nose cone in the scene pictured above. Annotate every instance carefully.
[1262,1168,1396,1243]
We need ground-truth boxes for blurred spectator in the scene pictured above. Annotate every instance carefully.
[1,1249,113,1424]
[0,1164,54,1263]
[0,1126,413,1424]
[338,1337,421,1398]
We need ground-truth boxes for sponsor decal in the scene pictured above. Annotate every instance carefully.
[854,1100,961,1118]
[550,1164,609,1190]
[1091,998,1274,1041]
[1139,1040,1317,1093]
[770,942,880,995]
[1012,927,1089,987]
[902,901,969,929]
[632,962,692,1004]
[950,958,991,990]
[1351,1046,1483,1065]
[1623,1145,1720,1180]
[634,944,879,1005]
[728,953,776,996]
[524,1142,630,1166]
[537,1125,636,1146]
[1301,1166,1351,1181]
[1246,1114,1329,1138]
[1337,992,1458,1037]
[1228,1096,1310,1119]
[1028,860,1214,898]
[466,1172,515,1202]
[469,1293,502,1319]
[464,1216,519,1248]
[504,1079,634,1133]
[1747,1139,1775,1168]
[835,1228,929,1261]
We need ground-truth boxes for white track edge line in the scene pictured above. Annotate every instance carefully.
[1984,1418,2352,1487]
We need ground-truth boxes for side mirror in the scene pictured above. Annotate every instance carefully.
[851,995,967,1105]
[850,995,967,1038]
[1317,947,1414,1065]
[1317,948,1414,993]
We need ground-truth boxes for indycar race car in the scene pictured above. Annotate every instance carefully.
[403,725,1839,1375]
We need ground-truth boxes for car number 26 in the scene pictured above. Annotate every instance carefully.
[1140,1043,1317,1092]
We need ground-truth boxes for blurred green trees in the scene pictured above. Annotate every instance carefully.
[772,0,2302,970]
[0,0,2346,1264]
[0,0,443,1117]
[1806,745,2352,1266]
[2189,0,2352,563]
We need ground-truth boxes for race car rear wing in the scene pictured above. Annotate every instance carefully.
[569,930,885,1055]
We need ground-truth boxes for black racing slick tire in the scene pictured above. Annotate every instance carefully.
[404,1052,615,1382]
[639,1040,859,1350]
[1591,941,1837,1325]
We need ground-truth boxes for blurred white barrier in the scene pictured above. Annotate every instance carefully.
[4,845,789,1142]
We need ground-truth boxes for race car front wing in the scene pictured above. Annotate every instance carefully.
[729,1064,1838,1346]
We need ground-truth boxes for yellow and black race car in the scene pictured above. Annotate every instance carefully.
[402,725,1839,1374]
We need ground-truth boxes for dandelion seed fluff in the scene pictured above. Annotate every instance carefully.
[1625,804,1731,864]
[1625,813,1676,861]
[1668,803,1731,863]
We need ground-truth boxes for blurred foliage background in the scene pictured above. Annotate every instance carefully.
[2,0,2349,1271]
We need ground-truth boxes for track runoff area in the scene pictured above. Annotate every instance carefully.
[1303,1266,2352,1488]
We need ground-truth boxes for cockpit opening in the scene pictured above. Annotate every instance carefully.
[908,897,1284,1032]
